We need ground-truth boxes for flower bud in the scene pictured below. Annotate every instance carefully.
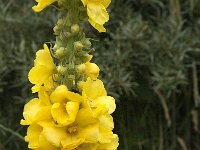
[83,38,91,48]
[60,32,68,41]
[71,24,80,34]
[57,19,65,27]
[53,25,60,35]
[74,41,83,51]
[57,65,67,75]
[63,32,71,38]
[68,75,75,80]
[85,62,100,79]
[55,47,65,59]
[76,64,86,74]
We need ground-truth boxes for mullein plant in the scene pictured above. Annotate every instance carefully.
[20,0,118,149]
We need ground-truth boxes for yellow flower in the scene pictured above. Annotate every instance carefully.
[22,85,118,149]
[81,0,111,32]
[82,78,116,117]
[50,85,83,126]
[61,108,100,149]
[28,44,55,93]
[32,0,57,12]
[20,87,52,125]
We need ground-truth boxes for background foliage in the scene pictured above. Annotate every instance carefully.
[0,0,200,149]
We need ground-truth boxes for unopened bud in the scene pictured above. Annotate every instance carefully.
[74,41,83,51]
[57,65,67,75]
[85,62,100,79]
[63,32,71,38]
[71,24,80,34]
[68,75,75,80]
[53,25,60,35]
[55,47,65,59]
[76,64,86,73]
[57,19,65,26]
[83,38,91,48]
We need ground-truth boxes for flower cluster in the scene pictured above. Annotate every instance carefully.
[21,0,118,149]
[21,44,118,149]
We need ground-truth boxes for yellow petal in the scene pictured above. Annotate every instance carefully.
[25,124,42,149]
[20,119,31,125]
[82,91,99,117]
[92,105,108,118]
[33,106,52,122]
[82,91,93,112]
[32,84,41,93]
[79,123,99,143]
[102,0,111,8]
[75,143,98,150]
[32,0,57,12]
[77,81,86,92]
[50,85,82,103]
[65,91,83,102]
[85,62,100,80]
[38,86,51,105]
[99,126,114,143]
[38,134,59,150]
[75,108,98,126]
[50,85,68,103]
[81,0,88,6]
[99,114,114,130]
[97,134,119,150]
[51,102,79,126]
[82,82,109,117]
[87,3,109,25]
[93,96,116,114]
[44,75,57,91]
[39,121,67,147]
[21,98,45,125]
[88,18,106,32]
[83,78,107,100]
[21,106,51,125]
[34,44,54,68]
[28,65,54,88]
[61,136,84,149]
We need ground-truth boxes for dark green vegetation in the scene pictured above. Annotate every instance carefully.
[0,0,200,149]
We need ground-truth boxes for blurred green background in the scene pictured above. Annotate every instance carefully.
[0,0,200,149]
